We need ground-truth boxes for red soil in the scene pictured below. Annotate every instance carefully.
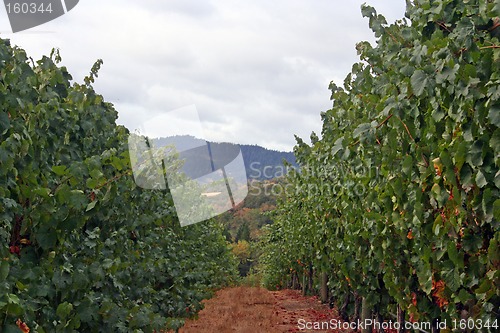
[178,286,357,333]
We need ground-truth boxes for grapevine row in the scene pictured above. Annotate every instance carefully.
[0,39,237,332]
[262,1,499,331]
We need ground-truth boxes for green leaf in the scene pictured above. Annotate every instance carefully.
[402,155,412,175]
[488,105,500,127]
[52,165,67,176]
[456,288,473,303]
[432,107,445,122]
[36,226,57,250]
[488,238,499,264]
[86,178,98,188]
[475,279,491,294]
[411,70,428,96]
[76,300,98,322]
[0,261,9,281]
[33,187,51,199]
[493,199,500,223]
[353,123,371,138]
[86,200,97,212]
[89,169,104,180]
[0,111,10,134]
[475,170,487,188]
[463,121,474,142]
[2,324,24,333]
[468,140,484,167]
[67,190,87,209]
[56,302,73,320]
[433,214,443,236]
[5,304,23,316]
[442,268,461,291]
[431,183,441,198]
[447,242,464,269]
[417,262,433,294]
[15,281,27,291]
[454,141,468,171]
[491,129,500,155]
[439,150,452,170]
[361,4,376,18]
[463,233,483,252]
[6,294,19,304]
[331,138,343,156]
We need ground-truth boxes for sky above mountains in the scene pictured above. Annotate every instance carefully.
[2,0,406,151]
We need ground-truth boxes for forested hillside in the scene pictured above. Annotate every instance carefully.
[217,179,284,278]
[0,40,237,332]
[241,145,297,180]
[155,135,297,180]
[262,1,499,332]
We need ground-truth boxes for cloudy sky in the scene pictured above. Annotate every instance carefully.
[1,0,407,151]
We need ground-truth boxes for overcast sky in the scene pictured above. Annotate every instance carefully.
[1,0,407,151]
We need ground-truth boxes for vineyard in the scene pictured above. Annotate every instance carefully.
[261,1,499,332]
[0,40,237,332]
[1,0,499,332]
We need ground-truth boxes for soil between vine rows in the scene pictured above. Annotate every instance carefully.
[175,286,367,333]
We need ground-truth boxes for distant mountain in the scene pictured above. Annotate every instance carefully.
[239,144,296,180]
[152,135,297,180]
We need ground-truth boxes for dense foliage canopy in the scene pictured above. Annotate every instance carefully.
[0,39,237,332]
[262,0,499,330]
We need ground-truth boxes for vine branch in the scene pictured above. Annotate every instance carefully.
[396,116,414,142]
[480,45,500,49]
[377,114,393,129]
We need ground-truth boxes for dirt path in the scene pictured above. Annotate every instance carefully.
[178,286,355,333]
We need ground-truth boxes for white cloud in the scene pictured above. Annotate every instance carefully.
[2,0,407,151]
